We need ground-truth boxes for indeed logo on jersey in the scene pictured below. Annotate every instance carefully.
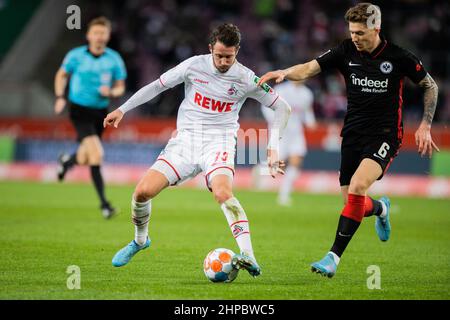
[194,92,233,112]
[350,73,388,93]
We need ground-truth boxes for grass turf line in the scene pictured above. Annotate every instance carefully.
[0,181,449,299]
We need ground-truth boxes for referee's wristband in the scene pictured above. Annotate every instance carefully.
[55,95,65,99]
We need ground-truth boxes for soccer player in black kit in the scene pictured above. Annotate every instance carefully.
[258,3,439,277]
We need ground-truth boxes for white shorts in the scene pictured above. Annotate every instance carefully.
[151,130,236,190]
[279,131,307,160]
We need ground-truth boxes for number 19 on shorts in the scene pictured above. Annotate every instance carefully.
[214,151,229,163]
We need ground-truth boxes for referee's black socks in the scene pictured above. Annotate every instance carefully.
[65,153,78,169]
[90,165,108,206]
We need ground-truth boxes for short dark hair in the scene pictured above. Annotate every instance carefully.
[345,2,381,27]
[87,16,112,31]
[209,23,241,48]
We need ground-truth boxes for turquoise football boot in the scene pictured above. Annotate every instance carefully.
[376,197,391,242]
[232,253,262,277]
[112,238,150,267]
[311,253,337,278]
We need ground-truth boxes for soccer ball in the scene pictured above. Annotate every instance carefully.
[203,248,239,283]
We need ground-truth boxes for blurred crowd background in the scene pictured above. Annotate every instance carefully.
[0,0,449,188]
[76,0,450,122]
[0,0,449,123]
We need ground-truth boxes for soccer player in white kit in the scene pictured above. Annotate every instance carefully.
[103,23,291,277]
[260,80,316,206]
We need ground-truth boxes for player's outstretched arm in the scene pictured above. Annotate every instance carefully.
[266,96,291,178]
[118,78,169,114]
[415,73,440,158]
[103,77,171,128]
[257,60,321,86]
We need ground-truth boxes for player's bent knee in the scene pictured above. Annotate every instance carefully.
[349,177,371,195]
[76,153,88,165]
[89,156,103,166]
[86,150,103,165]
[134,188,152,203]
[213,187,233,204]
[134,184,156,202]
[134,193,151,203]
[134,179,166,202]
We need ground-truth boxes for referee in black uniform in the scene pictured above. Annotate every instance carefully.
[258,2,439,277]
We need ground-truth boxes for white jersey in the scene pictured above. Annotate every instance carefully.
[159,54,279,135]
[261,81,315,135]
[118,54,290,187]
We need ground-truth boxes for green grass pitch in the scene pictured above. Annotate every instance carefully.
[0,181,449,300]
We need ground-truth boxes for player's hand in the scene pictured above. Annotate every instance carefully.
[415,121,439,158]
[103,109,124,128]
[99,85,111,97]
[54,97,66,115]
[267,148,285,178]
[257,70,286,87]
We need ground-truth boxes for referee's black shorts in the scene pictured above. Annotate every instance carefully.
[68,102,108,142]
[339,133,401,186]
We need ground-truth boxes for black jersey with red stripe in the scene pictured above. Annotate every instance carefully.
[316,37,427,139]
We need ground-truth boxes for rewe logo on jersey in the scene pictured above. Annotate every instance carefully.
[194,92,233,112]
[350,73,388,93]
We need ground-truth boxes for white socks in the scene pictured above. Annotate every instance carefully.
[279,166,299,202]
[131,196,256,257]
[132,198,152,246]
[221,197,255,259]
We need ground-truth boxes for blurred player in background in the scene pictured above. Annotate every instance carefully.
[104,23,291,277]
[258,3,439,277]
[53,17,127,219]
[255,80,316,206]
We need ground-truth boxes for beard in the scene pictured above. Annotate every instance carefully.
[217,66,230,73]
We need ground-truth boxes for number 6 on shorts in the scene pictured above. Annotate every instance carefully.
[377,142,390,159]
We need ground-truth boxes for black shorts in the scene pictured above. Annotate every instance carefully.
[69,102,108,142]
[339,133,401,186]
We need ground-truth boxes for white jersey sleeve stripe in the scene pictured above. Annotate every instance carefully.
[267,94,280,109]
[159,77,168,88]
